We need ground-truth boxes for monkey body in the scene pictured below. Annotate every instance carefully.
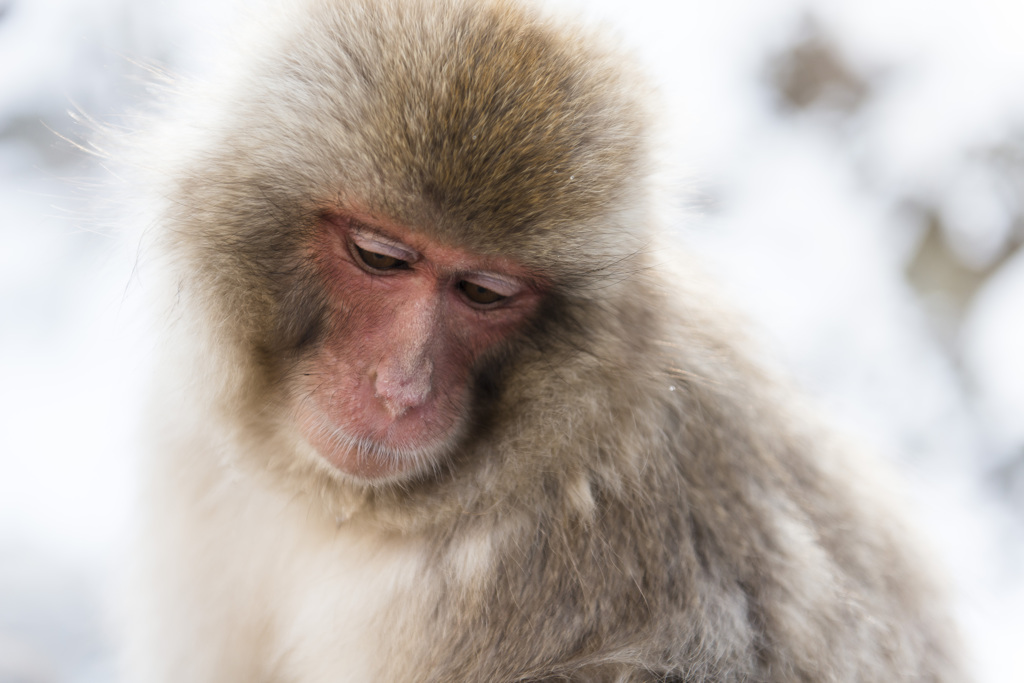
[131,282,961,682]
[124,0,967,680]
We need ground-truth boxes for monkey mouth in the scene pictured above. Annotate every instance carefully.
[294,392,461,482]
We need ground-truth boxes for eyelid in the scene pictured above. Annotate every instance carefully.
[350,229,418,262]
[461,272,522,297]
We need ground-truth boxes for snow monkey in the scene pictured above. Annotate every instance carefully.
[124,0,967,680]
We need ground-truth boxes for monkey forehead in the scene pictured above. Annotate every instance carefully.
[265,0,652,255]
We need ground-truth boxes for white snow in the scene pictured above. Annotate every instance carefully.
[963,251,1024,451]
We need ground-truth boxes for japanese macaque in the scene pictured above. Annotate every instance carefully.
[124,0,967,681]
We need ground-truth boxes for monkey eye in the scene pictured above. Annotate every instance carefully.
[347,228,416,272]
[459,280,506,305]
[457,272,520,307]
[354,245,408,271]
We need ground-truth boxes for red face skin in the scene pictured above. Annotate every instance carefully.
[294,211,542,483]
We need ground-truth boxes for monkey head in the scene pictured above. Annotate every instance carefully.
[155,0,653,490]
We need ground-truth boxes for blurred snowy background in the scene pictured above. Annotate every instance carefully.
[1,0,1022,680]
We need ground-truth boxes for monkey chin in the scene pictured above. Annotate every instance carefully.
[294,403,460,485]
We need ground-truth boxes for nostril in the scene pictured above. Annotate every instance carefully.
[373,360,433,416]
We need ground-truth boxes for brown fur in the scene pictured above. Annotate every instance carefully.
[124,0,968,681]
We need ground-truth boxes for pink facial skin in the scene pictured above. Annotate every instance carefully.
[294,211,543,482]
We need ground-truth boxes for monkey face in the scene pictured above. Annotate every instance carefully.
[291,211,544,482]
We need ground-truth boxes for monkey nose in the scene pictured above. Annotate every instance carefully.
[373,360,433,417]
